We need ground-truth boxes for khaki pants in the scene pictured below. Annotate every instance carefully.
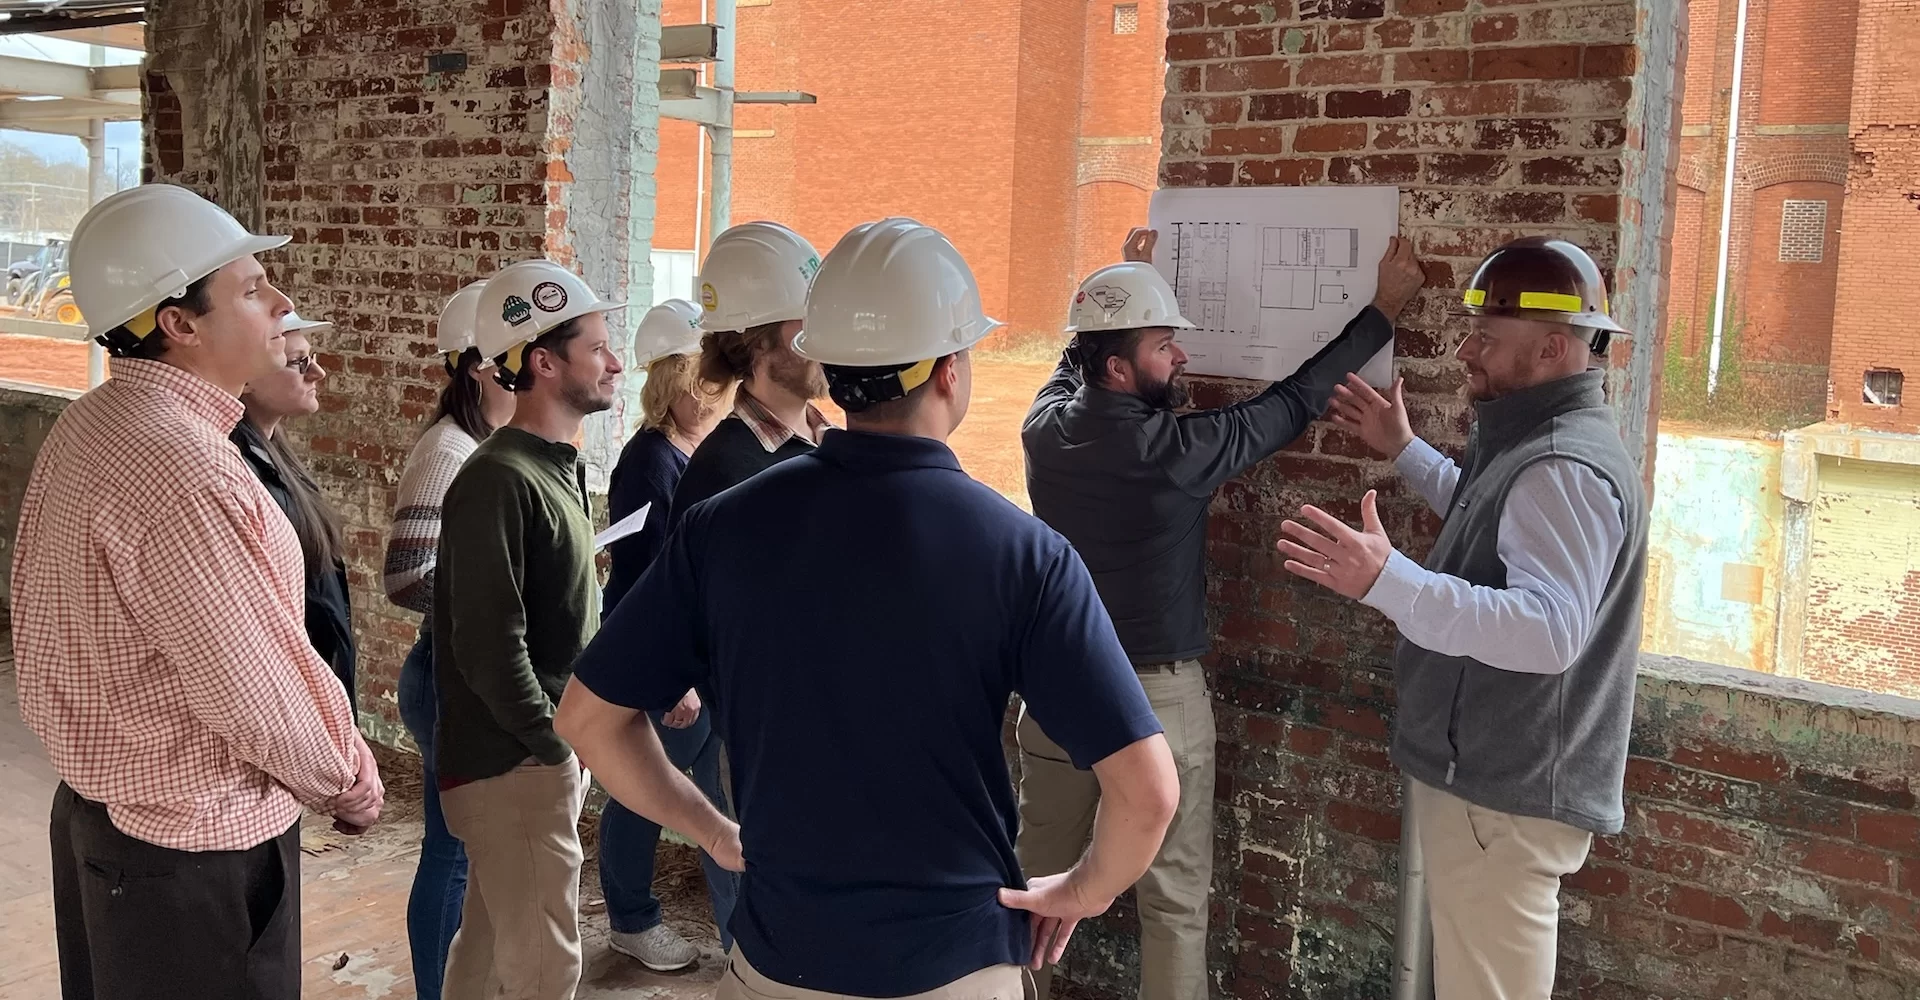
[1016,661,1215,1000]
[1409,779,1592,1000]
[441,758,589,1000]
[718,946,1031,1000]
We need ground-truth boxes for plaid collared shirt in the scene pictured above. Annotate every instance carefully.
[733,387,833,452]
[10,359,360,851]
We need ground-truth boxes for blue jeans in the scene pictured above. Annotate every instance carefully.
[397,630,469,1000]
[598,704,739,950]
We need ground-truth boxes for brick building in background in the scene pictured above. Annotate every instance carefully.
[1668,0,1920,435]
[1646,0,1920,701]
[651,0,1171,343]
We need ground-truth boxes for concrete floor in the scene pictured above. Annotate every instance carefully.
[0,640,724,1000]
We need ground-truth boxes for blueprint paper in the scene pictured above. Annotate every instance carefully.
[1147,186,1399,386]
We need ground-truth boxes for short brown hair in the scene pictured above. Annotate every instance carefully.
[95,272,218,360]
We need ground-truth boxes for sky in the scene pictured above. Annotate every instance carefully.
[0,32,142,167]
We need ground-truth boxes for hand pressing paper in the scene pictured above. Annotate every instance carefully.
[593,502,651,552]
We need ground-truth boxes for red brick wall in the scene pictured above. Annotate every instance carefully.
[1006,0,1092,342]
[1743,180,1845,365]
[1075,177,1154,289]
[1681,0,1721,128]
[1073,0,1171,288]
[1073,0,1645,993]
[651,0,1035,328]
[1758,0,1861,126]
[1660,0,1860,423]
[1670,182,1707,351]
[146,0,562,737]
[1828,0,1920,430]
[652,0,1195,342]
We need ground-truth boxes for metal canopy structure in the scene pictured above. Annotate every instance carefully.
[0,2,143,39]
[657,0,817,252]
[0,3,146,384]
[0,3,142,138]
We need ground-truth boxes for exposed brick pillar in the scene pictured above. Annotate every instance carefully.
[144,0,648,740]
[1047,1,1681,995]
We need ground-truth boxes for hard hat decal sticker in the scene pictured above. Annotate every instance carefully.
[1084,285,1131,319]
[799,256,820,282]
[700,282,719,311]
[502,294,534,327]
[531,281,569,313]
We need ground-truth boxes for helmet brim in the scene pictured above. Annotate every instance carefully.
[1451,305,1629,335]
[791,315,1003,366]
[1066,315,1199,335]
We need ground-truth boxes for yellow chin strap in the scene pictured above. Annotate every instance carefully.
[123,306,160,339]
[894,357,936,394]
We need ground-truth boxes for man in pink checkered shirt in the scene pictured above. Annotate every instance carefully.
[10,185,383,1000]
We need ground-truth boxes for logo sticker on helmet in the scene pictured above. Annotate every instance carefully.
[531,281,568,313]
[1085,285,1131,319]
[502,294,533,327]
[799,256,821,282]
[700,282,719,311]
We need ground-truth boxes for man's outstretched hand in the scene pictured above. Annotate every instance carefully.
[1371,236,1426,320]
[1328,373,1416,460]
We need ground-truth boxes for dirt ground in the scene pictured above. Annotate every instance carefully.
[0,334,1057,508]
[0,334,88,392]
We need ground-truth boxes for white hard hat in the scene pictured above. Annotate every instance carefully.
[632,298,704,368]
[473,259,623,369]
[281,311,332,337]
[794,217,1001,370]
[70,183,290,336]
[435,280,489,361]
[1067,262,1196,335]
[697,221,821,332]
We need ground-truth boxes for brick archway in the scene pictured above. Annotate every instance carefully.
[1744,154,1849,190]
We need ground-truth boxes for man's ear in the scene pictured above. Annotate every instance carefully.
[1103,352,1131,389]
[152,302,200,348]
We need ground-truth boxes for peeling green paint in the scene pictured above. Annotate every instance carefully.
[1256,2,1280,22]
[1282,28,1309,54]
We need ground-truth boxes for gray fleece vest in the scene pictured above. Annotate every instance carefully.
[1390,370,1648,835]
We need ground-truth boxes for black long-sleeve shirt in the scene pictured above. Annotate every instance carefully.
[1020,305,1395,663]
[603,428,689,610]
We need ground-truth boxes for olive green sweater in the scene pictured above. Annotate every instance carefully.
[432,427,599,783]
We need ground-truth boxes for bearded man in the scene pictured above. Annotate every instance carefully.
[1015,228,1425,1000]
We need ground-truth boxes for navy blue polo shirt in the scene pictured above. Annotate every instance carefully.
[572,429,1160,996]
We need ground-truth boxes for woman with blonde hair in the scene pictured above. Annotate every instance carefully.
[597,298,739,972]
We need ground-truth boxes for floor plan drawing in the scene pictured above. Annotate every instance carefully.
[1150,186,1398,385]
[1170,221,1236,332]
[1259,226,1359,310]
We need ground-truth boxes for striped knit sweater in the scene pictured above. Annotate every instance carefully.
[384,416,481,627]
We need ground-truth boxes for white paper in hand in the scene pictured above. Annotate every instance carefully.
[593,502,652,552]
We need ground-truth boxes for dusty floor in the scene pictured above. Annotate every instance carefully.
[0,334,1056,509]
[0,634,727,1000]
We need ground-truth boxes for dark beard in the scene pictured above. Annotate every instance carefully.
[1139,370,1190,411]
[772,354,828,401]
[561,378,614,416]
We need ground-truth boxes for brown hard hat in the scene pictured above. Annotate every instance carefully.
[1455,236,1627,336]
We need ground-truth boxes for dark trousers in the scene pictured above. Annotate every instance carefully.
[50,783,303,1000]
